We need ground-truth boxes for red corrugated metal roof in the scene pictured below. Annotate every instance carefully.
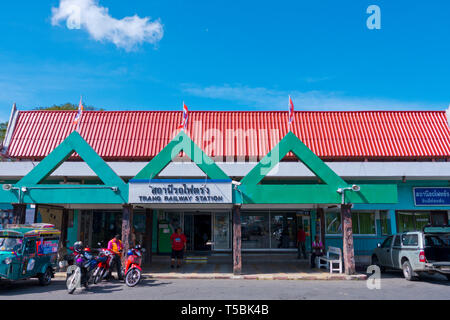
[6,110,450,161]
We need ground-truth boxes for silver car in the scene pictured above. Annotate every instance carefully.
[372,225,450,281]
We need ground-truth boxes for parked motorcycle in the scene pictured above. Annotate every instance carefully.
[92,246,116,283]
[124,244,145,287]
[65,242,106,293]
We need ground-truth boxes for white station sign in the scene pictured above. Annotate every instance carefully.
[129,180,233,204]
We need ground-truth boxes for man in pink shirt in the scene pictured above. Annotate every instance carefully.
[310,235,324,268]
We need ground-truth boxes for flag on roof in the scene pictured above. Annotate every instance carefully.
[73,97,84,126]
[178,102,189,131]
[288,96,294,131]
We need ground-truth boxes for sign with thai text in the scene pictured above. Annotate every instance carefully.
[129,179,232,204]
[413,187,450,206]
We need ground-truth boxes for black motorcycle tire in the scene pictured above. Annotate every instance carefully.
[66,269,80,294]
[125,268,141,287]
[93,267,103,284]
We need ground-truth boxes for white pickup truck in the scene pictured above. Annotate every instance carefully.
[371,225,450,281]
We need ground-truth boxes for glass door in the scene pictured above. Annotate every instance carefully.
[213,212,230,250]
[193,214,212,251]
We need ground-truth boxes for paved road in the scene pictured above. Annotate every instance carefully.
[0,271,448,300]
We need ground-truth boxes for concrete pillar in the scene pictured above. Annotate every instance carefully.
[12,204,26,224]
[232,205,242,275]
[144,208,154,265]
[341,204,356,275]
[121,205,133,266]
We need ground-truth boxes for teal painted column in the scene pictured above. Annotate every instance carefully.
[310,210,317,241]
[67,210,79,247]
[376,218,382,237]
[389,209,397,234]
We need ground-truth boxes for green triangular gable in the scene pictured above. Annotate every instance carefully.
[133,131,230,181]
[4,131,129,204]
[240,131,346,188]
[18,131,126,188]
[238,131,398,204]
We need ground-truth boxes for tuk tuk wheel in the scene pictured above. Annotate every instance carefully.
[38,267,53,286]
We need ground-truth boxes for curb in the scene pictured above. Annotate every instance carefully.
[143,274,368,281]
[54,273,367,281]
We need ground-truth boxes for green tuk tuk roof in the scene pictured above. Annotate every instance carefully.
[0,223,61,237]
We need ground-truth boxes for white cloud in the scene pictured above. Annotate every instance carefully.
[51,0,163,51]
[182,84,445,111]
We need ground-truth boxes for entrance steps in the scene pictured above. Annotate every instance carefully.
[185,256,208,264]
[151,253,303,264]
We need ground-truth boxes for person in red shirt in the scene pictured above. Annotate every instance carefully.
[297,226,307,259]
[170,228,187,268]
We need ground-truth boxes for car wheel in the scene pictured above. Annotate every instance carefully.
[38,267,52,286]
[371,255,385,273]
[402,260,418,281]
[445,274,450,281]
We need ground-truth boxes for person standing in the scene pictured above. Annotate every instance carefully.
[297,226,307,259]
[107,234,123,280]
[170,228,187,269]
[310,235,324,268]
[130,227,137,247]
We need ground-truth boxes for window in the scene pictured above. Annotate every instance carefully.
[381,236,393,248]
[425,235,446,247]
[91,210,122,247]
[401,234,418,246]
[380,211,391,235]
[270,212,297,248]
[393,235,401,247]
[352,212,376,235]
[241,213,270,249]
[325,212,341,234]
[326,211,376,235]
[24,239,36,254]
[397,211,431,232]
[0,237,23,251]
[213,212,230,250]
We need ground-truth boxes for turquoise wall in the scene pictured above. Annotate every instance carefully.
[324,180,450,257]
[67,210,79,247]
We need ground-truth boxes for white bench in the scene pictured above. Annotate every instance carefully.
[317,246,343,274]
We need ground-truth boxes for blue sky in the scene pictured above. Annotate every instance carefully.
[0,0,449,121]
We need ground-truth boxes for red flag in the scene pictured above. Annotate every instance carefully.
[178,102,189,130]
[288,96,294,130]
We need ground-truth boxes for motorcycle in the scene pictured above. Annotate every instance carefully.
[124,245,145,287]
[66,244,106,293]
[92,246,116,283]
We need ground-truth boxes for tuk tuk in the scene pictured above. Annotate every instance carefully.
[0,223,60,285]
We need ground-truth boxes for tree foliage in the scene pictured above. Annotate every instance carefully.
[34,103,103,111]
[0,122,8,142]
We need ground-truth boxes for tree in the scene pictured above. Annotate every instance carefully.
[34,103,104,111]
[0,121,7,142]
